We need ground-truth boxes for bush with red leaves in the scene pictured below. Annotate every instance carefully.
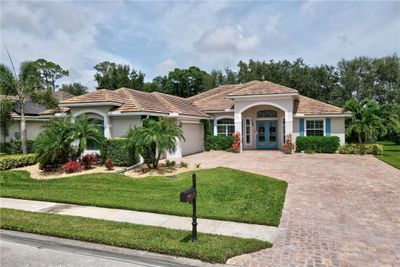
[64,161,83,173]
[81,153,97,169]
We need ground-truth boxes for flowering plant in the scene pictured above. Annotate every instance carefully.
[231,131,241,153]
[105,159,113,170]
[283,134,295,154]
[64,161,83,173]
[81,153,97,169]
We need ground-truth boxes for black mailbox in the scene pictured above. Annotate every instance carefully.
[180,187,196,202]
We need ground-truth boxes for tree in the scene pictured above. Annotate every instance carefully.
[60,83,88,96]
[34,118,74,169]
[344,98,388,143]
[0,98,15,142]
[94,61,145,90]
[33,58,69,91]
[337,54,400,105]
[70,115,104,159]
[0,60,58,154]
[127,117,184,169]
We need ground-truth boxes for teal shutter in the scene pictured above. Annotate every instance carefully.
[300,119,304,136]
[326,118,331,136]
[210,120,214,136]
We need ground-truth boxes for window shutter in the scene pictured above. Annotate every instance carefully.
[326,118,331,136]
[210,120,214,136]
[300,118,304,136]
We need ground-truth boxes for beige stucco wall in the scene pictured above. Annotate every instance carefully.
[1,120,45,142]
[331,117,346,145]
[110,116,142,138]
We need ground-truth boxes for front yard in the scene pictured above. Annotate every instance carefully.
[377,141,400,169]
[0,208,269,263]
[0,167,287,226]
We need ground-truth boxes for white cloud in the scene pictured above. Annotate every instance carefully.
[194,25,261,54]
[264,14,281,35]
[155,59,178,76]
[0,1,129,90]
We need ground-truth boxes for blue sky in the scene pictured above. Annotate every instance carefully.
[1,1,399,89]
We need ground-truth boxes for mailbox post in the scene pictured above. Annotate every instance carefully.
[179,173,197,242]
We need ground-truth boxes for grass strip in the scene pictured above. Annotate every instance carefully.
[0,208,270,263]
[377,141,400,170]
[0,167,287,226]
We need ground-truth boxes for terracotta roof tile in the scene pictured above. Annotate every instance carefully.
[228,80,298,96]
[293,95,347,115]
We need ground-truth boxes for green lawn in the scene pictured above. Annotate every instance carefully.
[0,167,287,226]
[0,208,269,263]
[377,141,400,169]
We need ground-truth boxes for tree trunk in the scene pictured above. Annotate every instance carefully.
[20,103,27,154]
[358,132,363,144]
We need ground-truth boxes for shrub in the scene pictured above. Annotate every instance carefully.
[231,132,241,153]
[63,161,83,173]
[205,135,234,151]
[0,154,37,171]
[180,161,188,168]
[165,160,176,168]
[81,153,97,169]
[0,140,35,154]
[100,138,137,166]
[338,144,383,155]
[105,159,114,170]
[392,133,400,145]
[295,136,340,153]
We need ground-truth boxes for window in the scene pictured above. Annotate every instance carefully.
[306,120,324,136]
[245,118,251,144]
[257,110,277,118]
[86,118,104,150]
[217,118,234,136]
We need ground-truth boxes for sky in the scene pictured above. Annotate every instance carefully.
[1,0,399,90]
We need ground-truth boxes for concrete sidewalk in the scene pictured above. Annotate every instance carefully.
[0,197,277,242]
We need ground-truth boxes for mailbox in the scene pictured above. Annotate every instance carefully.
[180,187,196,202]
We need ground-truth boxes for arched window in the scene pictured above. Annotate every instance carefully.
[217,118,234,136]
[257,110,277,118]
[245,118,251,144]
[77,113,104,150]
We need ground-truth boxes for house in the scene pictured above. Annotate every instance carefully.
[2,80,351,158]
[0,91,74,142]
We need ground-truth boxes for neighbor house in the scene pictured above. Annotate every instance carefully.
[2,80,351,158]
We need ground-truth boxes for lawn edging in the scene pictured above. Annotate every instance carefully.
[0,208,270,263]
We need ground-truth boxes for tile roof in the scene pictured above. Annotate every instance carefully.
[60,88,210,118]
[227,80,298,96]
[293,95,348,115]
[189,80,346,115]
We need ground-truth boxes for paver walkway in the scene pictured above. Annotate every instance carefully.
[0,197,277,243]
[183,151,400,267]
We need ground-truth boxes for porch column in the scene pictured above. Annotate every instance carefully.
[234,111,243,152]
[284,111,293,139]
[104,124,112,138]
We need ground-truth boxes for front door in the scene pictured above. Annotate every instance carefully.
[256,120,278,149]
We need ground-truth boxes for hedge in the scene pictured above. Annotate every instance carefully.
[296,136,340,153]
[100,138,137,166]
[338,143,383,155]
[0,154,37,171]
[0,140,35,154]
[205,135,234,151]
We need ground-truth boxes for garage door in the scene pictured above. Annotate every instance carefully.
[181,123,204,156]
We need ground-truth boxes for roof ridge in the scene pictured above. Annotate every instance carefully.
[120,88,143,110]
[152,92,180,113]
[299,95,342,110]
[191,84,242,103]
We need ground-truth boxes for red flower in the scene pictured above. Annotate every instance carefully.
[64,161,83,173]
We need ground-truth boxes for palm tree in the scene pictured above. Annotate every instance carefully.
[127,117,185,169]
[344,98,387,143]
[34,118,74,169]
[70,115,104,159]
[0,61,54,153]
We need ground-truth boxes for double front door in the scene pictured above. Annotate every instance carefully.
[256,120,278,149]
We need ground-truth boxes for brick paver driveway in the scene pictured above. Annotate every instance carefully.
[183,151,400,267]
